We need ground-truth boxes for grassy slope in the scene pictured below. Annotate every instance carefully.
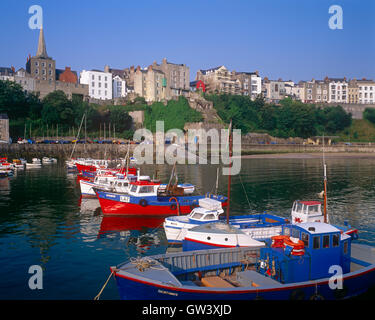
[337,119,375,142]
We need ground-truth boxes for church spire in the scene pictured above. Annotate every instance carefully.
[36,26,49,58]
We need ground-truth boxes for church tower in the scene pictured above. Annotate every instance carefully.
[26,26,56,82]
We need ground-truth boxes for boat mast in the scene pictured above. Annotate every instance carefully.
[226,120,233,225]
[322,134,328,223]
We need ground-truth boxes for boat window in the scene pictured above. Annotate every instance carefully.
[123,183,128,187]
[323,235,330,248]
[313,236,320,249]
[309,205,320,214]
[117,183,122,187]
[292,228,299,239]
[204,214,216,220]
[130,185,138,193]
[301,232,309,246]
[343,241,348,254]
[191,212,204,220]
[284,227,290,236]
[139,186,154,193]
[296,202,303,213]
[332,234,339,247]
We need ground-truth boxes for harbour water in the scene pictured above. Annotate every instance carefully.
[1,158,375,299]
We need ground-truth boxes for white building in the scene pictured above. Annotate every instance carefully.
[112,75,127,98]
[327,78,348,104]
[357,80,375,104]
[80,69,113,100]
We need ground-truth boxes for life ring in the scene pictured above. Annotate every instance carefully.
[170,203,177,211]
[139,199,148,207]
[271,235,289,248]
[283,237,305,256]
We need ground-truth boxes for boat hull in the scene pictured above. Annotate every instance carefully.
[96,191,227,216]
[112,244,375,300]
[112,267,375,300]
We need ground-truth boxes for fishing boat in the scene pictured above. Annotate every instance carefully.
[110,221,375,300]
[95,179,227,216]
[80,173,139,198]
[42,157,57,164]
[12,159,25,169]
[26,158,41,168]
[164,198,287,244]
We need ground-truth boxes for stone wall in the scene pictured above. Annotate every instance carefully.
[316,103,375,119]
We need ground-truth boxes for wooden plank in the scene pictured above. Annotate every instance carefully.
[201,276,234,288]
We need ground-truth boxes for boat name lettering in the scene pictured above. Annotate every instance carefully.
[120,196,130,203]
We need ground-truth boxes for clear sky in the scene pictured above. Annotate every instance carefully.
[0,0,374,82]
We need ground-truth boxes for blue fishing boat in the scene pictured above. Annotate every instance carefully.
[110,221,375,300]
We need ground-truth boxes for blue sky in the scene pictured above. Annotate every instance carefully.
[0,0,374,82]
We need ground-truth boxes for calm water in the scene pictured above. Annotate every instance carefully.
[1,158,375,300]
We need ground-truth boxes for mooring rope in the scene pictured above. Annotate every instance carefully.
[94,270,115,300]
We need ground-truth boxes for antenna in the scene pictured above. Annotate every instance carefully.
[323,134,328,223]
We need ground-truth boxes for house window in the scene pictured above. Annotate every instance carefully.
[92,75,94,80]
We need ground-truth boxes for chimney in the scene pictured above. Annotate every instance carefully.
[65,66,71,71]
[148,65,152,71]
[162,58,167,64]
[255,70,259,76]
[104,65,110,73]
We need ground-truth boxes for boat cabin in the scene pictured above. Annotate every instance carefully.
[187,198,224,224]
[259,222,351,284]
[291,200,325,224]
[128,178,160,196]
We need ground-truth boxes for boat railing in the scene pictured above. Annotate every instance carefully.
[245,226,283,240]
[156,246,262,275]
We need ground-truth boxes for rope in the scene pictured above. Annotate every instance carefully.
[130,257,165,272]
[94,270,114,300]
[238,173,251,209]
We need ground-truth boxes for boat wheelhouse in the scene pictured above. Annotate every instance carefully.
[291,200,325,224]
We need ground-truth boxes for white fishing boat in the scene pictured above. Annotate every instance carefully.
[26,162,41,168]
[26,158,41,168]
[79,174,139,198]
[42,157,53,164]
